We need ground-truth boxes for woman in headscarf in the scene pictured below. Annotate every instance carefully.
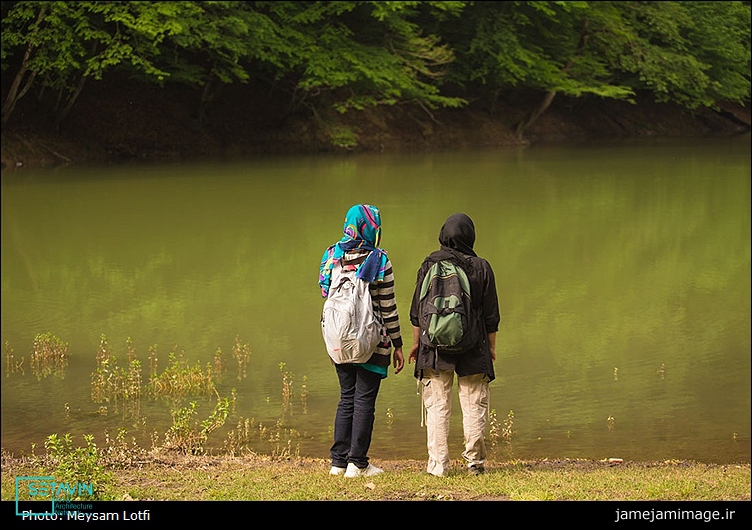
[319,204,405,478]
[408,213,500,477]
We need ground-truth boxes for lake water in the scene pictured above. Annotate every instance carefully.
[1,135,750,464]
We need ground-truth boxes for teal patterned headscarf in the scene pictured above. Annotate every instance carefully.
[319,204,389,297]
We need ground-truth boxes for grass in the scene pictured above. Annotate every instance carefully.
[3,335,749,502]
[2,452,749,501]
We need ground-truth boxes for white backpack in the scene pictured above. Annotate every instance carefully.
[321,262,385,364]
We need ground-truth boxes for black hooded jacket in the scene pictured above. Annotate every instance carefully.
[409,213,500,380]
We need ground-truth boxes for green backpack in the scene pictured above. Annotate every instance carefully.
[417,259,479,353]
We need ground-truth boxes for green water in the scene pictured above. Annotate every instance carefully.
[2,135,749,463]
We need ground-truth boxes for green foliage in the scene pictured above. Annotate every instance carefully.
[30,332,69,380]
[163,398,230,455]
[44,433,114,500]
[0,1,170,121]
[256,1,466,112]
[89,335,142,421]
[680,1,751,106]
[148,350,218,399]
[1,2,749,127]
[438,1,749,109]
[329,126,358,149]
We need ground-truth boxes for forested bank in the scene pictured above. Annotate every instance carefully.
[1,81,750,171]
[1,1,750,169]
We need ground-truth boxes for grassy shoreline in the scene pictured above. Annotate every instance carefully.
[2,452,749,501]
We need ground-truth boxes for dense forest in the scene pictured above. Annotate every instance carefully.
[1,1,750,167]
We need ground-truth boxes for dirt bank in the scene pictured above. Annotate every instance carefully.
[1,79,750,171]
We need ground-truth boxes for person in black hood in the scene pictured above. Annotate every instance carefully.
[408,213,500,477]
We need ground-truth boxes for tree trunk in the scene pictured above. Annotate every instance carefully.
[54,75,87,129]
[2,45,35,125]
[54,40,98,128]
[515,90,557,139]
[197,76,215,125]
[514,20,590,140]
[1,6,46,124]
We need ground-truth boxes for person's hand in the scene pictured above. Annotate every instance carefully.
[392,347,405,374]
[408,343,419,364]
[488,332,497,362]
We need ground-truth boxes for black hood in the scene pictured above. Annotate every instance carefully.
[438,213,477,257]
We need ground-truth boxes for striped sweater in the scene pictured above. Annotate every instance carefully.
[340,249,403,366]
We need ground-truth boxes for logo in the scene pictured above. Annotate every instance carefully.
[15,476,95,517]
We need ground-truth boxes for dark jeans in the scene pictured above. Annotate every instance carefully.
[330,364,382,469]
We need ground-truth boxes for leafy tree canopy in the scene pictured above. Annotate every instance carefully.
[1,1,749,127]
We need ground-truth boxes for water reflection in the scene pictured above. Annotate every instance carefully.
[1,137,750,464]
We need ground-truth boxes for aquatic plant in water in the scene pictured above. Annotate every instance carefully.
[232,335,251,381]
[148,349,217,399]
[162,398,230,455]
[5,341,25,375]
[90,336,142,420]
[30,332,69,380]
[12,333,309,461]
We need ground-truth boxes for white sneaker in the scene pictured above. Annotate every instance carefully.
[329,466,346,476]
[344,462,383,478]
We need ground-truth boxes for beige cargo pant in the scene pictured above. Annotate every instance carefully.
[420,368,489,477]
